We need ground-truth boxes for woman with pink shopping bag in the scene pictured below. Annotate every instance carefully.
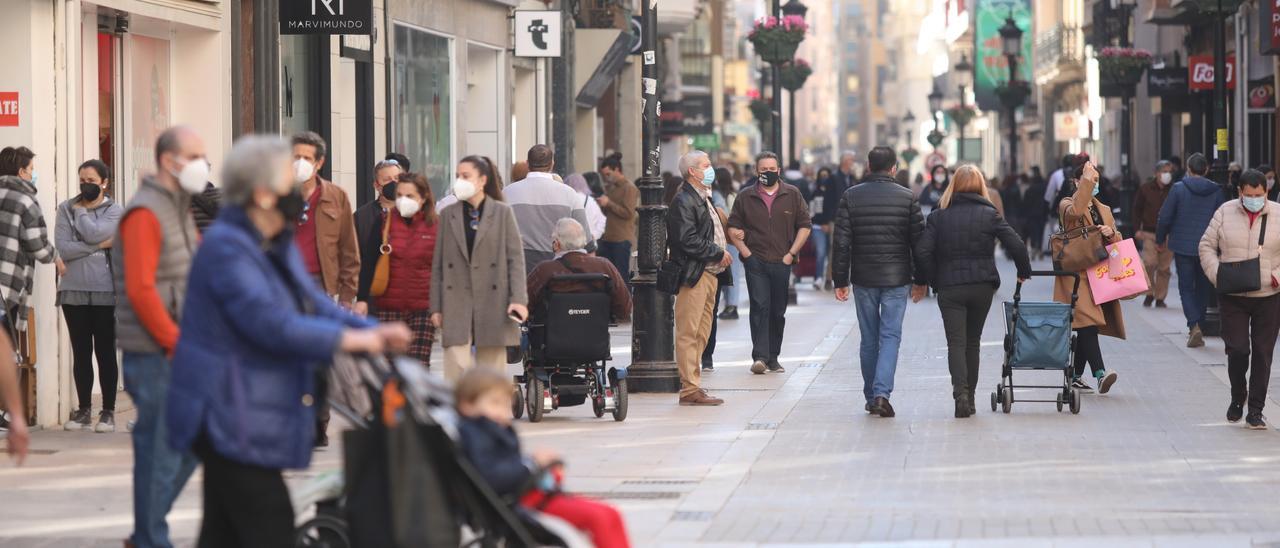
[1086,238,1151,305]
[1054,156,1123,395]
[1198,169,1280,430]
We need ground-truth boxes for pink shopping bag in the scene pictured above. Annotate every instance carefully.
[1087,238,1149,304]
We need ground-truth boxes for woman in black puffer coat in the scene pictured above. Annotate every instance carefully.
[915,165,1032,418]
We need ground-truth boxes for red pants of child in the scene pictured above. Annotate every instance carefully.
[521,492,630,548]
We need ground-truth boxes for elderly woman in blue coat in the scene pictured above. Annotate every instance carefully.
[166,135,410,547]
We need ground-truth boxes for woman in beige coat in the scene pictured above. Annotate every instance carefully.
[431,155,528,381]
[1198,169,1280,429]
[1054,157,1123,395]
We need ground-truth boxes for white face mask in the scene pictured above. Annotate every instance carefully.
[173,158,210,194]
[395,196,421,218]
[453,177,478,201]
[293,159,315,184]
[1159,172,1172,185]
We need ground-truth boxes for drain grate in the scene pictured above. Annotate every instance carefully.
[747,421,779,430]
[578,491,682,500]
[621,479,698,486]
[672,511,714,522]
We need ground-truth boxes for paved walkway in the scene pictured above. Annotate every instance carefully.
[5,259,1280,547]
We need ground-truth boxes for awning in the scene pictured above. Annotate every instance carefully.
[574,29,633,109]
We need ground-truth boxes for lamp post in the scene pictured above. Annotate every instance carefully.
[902,110,919,167]
[954,53,973,160]
[769,0,784,157]
[630,0,678,392]
[782,0,808,166]
[927,85,945,151]
[999,15,1025,177]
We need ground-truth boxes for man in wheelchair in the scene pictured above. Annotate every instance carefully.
[519,219,632,420]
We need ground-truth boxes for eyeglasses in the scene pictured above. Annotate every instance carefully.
[468,207,480,230]
[374,159,400,171]
[299,201,311,225]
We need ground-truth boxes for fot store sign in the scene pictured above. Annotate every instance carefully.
[281,0,372,35]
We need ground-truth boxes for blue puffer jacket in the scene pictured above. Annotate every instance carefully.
[1156,175,1225,256]
[167,206,375,470]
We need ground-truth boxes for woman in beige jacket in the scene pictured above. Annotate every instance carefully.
[1198,169,1280,429]
[1054,157,1123,395]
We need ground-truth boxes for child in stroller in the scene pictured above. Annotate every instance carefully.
[456,368,632,548]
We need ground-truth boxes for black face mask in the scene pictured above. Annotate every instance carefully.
[79,183,102,202]
[760,171,781,187]
[277,188,307,223]
[380,183,397,202]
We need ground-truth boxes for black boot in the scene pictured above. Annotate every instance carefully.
[968,390,977,416]
[955,393,972,418]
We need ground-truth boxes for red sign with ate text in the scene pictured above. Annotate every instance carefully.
[0,93,17,127]
[1188,56,1235,91]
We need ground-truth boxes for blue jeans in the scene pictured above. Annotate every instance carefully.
[723,246,742,308]
[1174,253,1212,328]
[123,352,198,548]
[810,225,830,280]
[853,285,910,402]
[744,257,791,361]
[596,239,632,285]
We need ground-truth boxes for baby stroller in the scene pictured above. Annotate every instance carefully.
[513,272,629,423]
[991,270,1084,414]
[293,353,590,548]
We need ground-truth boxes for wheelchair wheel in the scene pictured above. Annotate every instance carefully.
[512,384,525,420]
[527,376,545,423]
[611,379,629,422]
[294,515,350,548]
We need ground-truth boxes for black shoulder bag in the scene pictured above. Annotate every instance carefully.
[1216,215,1267,295]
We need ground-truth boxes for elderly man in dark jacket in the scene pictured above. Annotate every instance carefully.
[831,146,926,418]
[1132,160,1175,308]
[527,218,632,321]
[667,150,732,406]
[1156,153,1226,348]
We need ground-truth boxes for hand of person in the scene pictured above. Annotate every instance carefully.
[1018,277,1029,284]
[507,303,528,323]
[596,195,610,208]
[377,322,413,352]
[6,417,27,466]
[340,330,384,355]
[822,224,834,235]
[351,301,369,316]
[1099,225,1115,239]
[1083,162,1099,186]
[98,238,113,249]
[55,258,66,277]
[782,252,795,266]
[911,285,927,303]
[531,448,560,468]
[728,228,746,242]
[431,312,443,330]
[835,286,850,302]
[719,251,733,268]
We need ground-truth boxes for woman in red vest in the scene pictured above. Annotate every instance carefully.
[374,172,439,365]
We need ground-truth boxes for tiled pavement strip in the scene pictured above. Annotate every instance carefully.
[5,259,1280,546]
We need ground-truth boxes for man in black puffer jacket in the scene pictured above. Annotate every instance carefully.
[832,146,926,418]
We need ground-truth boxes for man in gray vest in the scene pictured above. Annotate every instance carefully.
[114,125,204,548]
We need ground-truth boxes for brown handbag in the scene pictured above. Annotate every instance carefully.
[369,213,393,297]
[1050,224,1110,272]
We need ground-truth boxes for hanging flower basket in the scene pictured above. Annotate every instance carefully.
[995,80,1031,107]
[750,98,772,125]
[779,59,813,92]
[927,129,946,149]
[946,105,977,127]
[1098,47,1153,88]
[748,16,807,64]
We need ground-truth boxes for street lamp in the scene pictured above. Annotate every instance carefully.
[954,53,973,158]
[928,85,944,121]
[927,84,946,151]
[998,15,1025,177]
[781,0,808,166]
[903,110,916,146]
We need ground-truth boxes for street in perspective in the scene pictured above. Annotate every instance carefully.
[4,0,1280,547]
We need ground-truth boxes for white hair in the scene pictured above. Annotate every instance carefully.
[678,150,709,180]
[223,135,291,207]
[552,218,588,251]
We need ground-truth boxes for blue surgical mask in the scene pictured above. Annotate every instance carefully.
[701,166,716,187]
[1243,196,1266,213]
[1091,184,1100,197]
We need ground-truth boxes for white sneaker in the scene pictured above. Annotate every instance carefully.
[94,410,116,433]
[63,408,91,431]
[750,360,767,375]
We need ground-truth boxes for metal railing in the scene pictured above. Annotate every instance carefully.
[1034,25,1084,76]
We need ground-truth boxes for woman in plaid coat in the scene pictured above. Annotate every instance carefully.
[373,172,439,365]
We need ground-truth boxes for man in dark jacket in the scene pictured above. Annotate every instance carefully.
[667,150,732,406]
[527,218,632,321]
[831,146,926,418]
[353,158,403,315]
[1156,153,1226,347]
[1132,160,1174,308]
[728,151,811,375]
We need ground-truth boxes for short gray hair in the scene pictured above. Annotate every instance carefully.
[222,135,292,207]
[678,150,709,180]
[552,218,588,251]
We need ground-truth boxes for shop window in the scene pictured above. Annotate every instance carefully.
[393,25,452,191]
[281,35,321,138]
[128,35,170,188]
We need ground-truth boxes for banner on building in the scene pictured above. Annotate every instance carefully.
[1146,67,1188,97]
[1263,0,1280,55]
[1054,112,1088,142]
[1249,78,1275,110]
[1188,55,1235,91]
[679,94,714,135]
[973,0,1033,111]
[515,11,563,58]
[0,93,16,127]
[280,0,372,35]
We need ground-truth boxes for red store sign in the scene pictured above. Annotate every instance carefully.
[1188,56,1235,91]
[0,93,17,127]
[1273,0,1280,52]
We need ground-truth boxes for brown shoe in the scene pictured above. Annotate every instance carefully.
[1188,325,1205,348]
[680,389,724,406]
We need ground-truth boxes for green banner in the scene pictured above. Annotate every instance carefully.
[691,134,721,151]
[973,0,1033,111]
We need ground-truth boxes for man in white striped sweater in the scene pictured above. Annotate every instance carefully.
[505,144,597,274]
